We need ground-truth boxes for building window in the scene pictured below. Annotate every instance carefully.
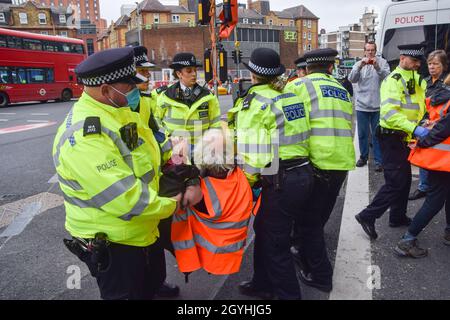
[303,44,307,50]
[86,39,95,56]
[19,12,28,24]
[59,14,66,24]
[38,13,47,25]
[171,15,180,23]
[60,31,68,37]
[154,14,159,24]
[243,18,249,24]
[0,13,5,23]
[308,20,312,28]
[303,32,306,39]
[40,31,49,35]
[289,20,295,27]
[268,19,273,26]
[303,20,307,27]
[308,32,311,40]
[308,44,312,51]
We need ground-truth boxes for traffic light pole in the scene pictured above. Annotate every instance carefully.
[212,2,219,97]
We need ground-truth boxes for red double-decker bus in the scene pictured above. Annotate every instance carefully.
[0,28,86,107]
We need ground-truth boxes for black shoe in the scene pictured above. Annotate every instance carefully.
[374,164,383,172]
[356,157,368,167]
[394,239,428,258]
[238,280,274,300]
[389,217,412,228]
[155,281,180,298]
[355,214,378,240]
[297,269,332,293]
[408,189,427,201]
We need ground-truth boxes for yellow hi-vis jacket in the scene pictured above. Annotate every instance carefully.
[379,67,426,140]
[228,83,311,186]
[157,83,222,145]
[286,72,355,171]
[52,92,177,247]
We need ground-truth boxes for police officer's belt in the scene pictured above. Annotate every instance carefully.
[377,126,407,138]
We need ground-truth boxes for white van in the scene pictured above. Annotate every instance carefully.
[376,0,450,70]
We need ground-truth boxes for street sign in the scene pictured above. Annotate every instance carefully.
[342,59,356,69]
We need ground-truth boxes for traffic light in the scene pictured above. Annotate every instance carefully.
[204,49,213,83]
[231,50,242,64]
[238,50,242,63]
[219,49,228,83]
[198,0,211,25]
[232,50,237,64]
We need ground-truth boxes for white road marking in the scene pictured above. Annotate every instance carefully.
[31,113,49,116]
[329,125,373,300]
[0,119,8,122]
[0,113,16,115]
[27,120,50,123]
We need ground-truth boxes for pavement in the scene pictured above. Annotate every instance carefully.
[0,98,449,300]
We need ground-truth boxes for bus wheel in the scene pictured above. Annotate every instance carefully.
[61,89,73,102]
[0,92,9,108]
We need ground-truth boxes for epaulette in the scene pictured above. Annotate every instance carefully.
[140,92,151,98]
[83,117,101,136]
[391,73,402,81]
[242,93,256,110]
[156,85,168,94]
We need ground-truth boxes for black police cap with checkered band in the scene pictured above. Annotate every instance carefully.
[75,47,147,87]
[304,48,338,66]
[169,52,202,70]
[398,44,426,59]
[295,56,307,69]
[243,47,286,77]
[133,46,155,68]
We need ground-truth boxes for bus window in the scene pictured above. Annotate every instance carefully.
[0,35,6,48]
[70,44,84,54]
[61,43,71,52]
[13,68,27,84]
[28,69,46,83]
[46,69,55,83]
[7,36,22,49]
[44,41,58,52]
[0,67,10,84]
[23,38,43,51]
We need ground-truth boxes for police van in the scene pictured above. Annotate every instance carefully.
[376,0,450,71]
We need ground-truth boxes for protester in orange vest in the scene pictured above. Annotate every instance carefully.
[395,75,450,258]
[171,129,256,275]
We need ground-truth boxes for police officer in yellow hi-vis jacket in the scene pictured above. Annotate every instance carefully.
[157,52,222,152]
[229,48,313,300]
[53,47,182,300]
[355,44,427,241]
[286,48,355,293]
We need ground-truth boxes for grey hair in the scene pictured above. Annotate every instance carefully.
[193,128,235,177]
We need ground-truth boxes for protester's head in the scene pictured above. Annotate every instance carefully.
[244,48,287,91]
[364,42,377,59]
[427,50,448,79]
[193,129,235,179]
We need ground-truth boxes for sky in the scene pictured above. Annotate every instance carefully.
[100,0,391,32]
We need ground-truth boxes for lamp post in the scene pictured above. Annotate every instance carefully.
[135,2,142,46]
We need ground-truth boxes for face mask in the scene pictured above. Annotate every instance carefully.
[108,86,141,110]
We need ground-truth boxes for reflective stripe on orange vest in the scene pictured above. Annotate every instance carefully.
[171,167,254,275]
[409,100,450,172]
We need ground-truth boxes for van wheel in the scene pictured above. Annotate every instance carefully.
[0,92,9,108]
[61,89,73,102]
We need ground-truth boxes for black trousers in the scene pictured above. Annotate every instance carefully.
[252,165,314,300]
[359,134,411,224]
[156,217,174,284]
[409,170,450,237]
[81,239,166,300]
[293,169,347,284]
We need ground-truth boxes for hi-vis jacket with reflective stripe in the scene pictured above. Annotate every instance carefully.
[286,73,355,171]
[157,83,222,144]
[409,99,450,172]
[228,84,310,186]
[379,67,426,139]
[171,167,253,275]
[53,92,177,247]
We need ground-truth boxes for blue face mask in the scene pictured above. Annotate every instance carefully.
[109,86,141,110]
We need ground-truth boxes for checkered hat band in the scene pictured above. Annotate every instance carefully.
[297,62,307,68]
[400,49,424,57]
[135,54,149,63]
[81,64,137,86]
[306,56,336,64]
[248,61,281,76]
[173,61,193,66]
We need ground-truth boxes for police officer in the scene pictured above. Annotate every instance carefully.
[53,47,182,300]
[286,48,355,292]
[295,56,307,78]
[229,48,313,300]
[157,52,222,151]
[132,46,180,298]
[355,44,427,240]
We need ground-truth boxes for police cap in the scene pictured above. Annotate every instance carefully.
[398,43,426,59]
[294,56,307,69]
[169,52,202,70]
[75,47,147,87]
[304,48,338,66]
[243,47,286,77]
[133,46,155,68]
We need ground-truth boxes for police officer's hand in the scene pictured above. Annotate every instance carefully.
[182,185,203,208]
[172,193,183,213]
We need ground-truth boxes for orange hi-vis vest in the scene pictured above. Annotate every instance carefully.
[171,167,254,275]
[409,98,450,172]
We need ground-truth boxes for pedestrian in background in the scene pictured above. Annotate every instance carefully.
[396,74,450,258]
[409,50,448,201]
[348,42,390,172]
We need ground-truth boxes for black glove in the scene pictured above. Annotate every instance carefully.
[159,164,200,197]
